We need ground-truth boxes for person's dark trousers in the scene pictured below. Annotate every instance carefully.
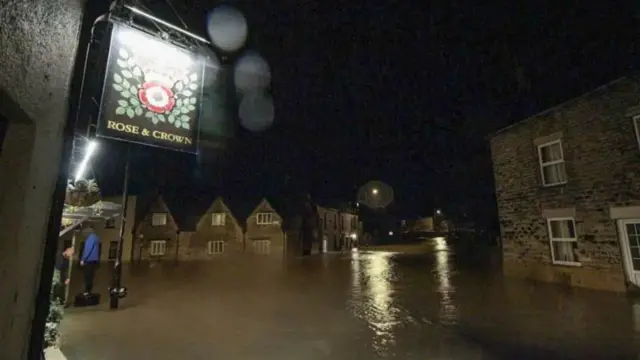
[82,262,99,294]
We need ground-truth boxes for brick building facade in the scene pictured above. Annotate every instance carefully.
[490,76,640,292]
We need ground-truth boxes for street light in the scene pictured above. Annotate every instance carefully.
[436,209,442,215]
[74,139,98,181]
[372,188,378,195]
[388,231,393,236]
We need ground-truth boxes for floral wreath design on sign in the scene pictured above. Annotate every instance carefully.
[112,48,199,130]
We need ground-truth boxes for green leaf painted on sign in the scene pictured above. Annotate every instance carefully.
[133,67,142,77]
[176,82,184,91]
[181,115,189,122]
[168,115,175,123]
[117,59,127,68]
[152,116,159,125]
[183,90,193,97]
[190,73,198,82]
[113,84,123,91]
[127,58,135,67]
[119,49,129,59]
[190,97,197,104]
[157,114,166,122]
[189,83,198,90]
[176,98,182,107]
[181,107,189,114]
[135,107,143,116]
[182,122,190,130]
[130,98,140,106]
[126,108,135,118]
[145,111,154,118]
[187,105,196,111]
[122,79,130,88]
[118,100,128,107]
[130,86,137,94]
[122,70,133,78]
[113,74,122,83]
[121,91,131,98]
[116,107,125,115]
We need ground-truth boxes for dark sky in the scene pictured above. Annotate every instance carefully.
[95,1,639,224]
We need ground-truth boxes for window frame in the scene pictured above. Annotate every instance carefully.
[211,212,226,226]
[105,218,116,229]
[537,139,568,187]
[256,212,273,225]
[253,240,271,254]
[151,213,167,227]
[634,115,640,151]
[546,217,580,266]
[207,240,225,255]
[149,240,167,256]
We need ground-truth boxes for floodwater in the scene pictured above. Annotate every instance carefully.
[60,238,640,359]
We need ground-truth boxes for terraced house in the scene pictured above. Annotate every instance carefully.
[490,76,640,292]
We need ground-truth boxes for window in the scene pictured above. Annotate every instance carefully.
[108,241,118,260]
[253,240,270,254]
[149,240,167,256]
[547,218,579,265]
[207,240,225,255]
[256,212,273,225]
[634,115,640,151]
[538,140,567,186]
[212,213,226,226]
[105,218,116,229]
[151,213,167,226]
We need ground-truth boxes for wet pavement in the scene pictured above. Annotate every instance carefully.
[60,238,640,359]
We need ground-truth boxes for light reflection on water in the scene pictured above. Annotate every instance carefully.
[351,251,400,356]
[433,237,458,325]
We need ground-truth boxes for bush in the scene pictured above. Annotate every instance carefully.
[44,270,65,348]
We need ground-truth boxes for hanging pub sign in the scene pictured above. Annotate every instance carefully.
[96,23,204,153]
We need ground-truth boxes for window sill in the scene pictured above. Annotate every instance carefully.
[542,181,568,188]
[552,261,581,267]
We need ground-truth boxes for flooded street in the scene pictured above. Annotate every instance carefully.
[61,238,640,359]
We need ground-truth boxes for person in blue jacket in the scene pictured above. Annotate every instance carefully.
[80,224,101,295]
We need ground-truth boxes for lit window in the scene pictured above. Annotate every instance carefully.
[149,240,167,256]
[212,213,226,226]
[253,240,270,254]
[634,115,640,151]
[547,218,579,266]
[151,213,167,226]
[256,213,273,225]
[538,140,567,186]
[207,240,224,255]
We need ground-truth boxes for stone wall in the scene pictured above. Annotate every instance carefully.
[490,76,640,292]
[0,0,86,357]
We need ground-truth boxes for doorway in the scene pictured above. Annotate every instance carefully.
[619,219,640,286]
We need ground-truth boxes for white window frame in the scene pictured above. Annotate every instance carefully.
[151,213,167,227]
[211,213,226,226]
[207,240,225,255]
[634,115,640,151]
[253,240,271,254]
[256,212,273,225]
[149,240,167,256]
[546,217,580,266]
[537,139,567,187]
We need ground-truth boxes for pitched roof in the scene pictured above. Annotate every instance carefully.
[164,193,213,232]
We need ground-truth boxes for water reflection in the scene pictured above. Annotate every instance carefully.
[433,237,458,325]
[351,251,400,356]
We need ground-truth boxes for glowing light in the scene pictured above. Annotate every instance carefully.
[75,140,98,181]
[125,5,211,44]
[436,209,442,215]
[388,231,393,236]
[372,188,379,195]
[116,26,194,68]
[350,233,357,240]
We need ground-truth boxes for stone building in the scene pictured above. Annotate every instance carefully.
[490,76,640,292]
[183,197,245,260]
[133,195,180,262]
[243,198,286,258]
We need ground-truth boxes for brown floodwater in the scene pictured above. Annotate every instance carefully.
[60,238,640,359]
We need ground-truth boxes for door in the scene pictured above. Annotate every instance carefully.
[620,220,640,286]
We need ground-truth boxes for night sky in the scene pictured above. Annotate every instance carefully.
[95,1,639,226]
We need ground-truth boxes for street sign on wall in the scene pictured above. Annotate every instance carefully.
[96,23,204,153]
